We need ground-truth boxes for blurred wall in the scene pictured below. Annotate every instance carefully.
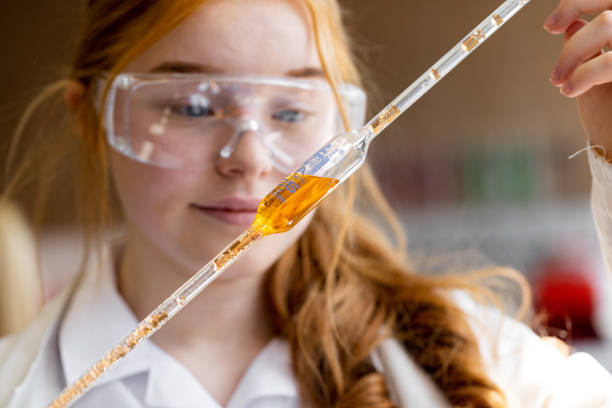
[1,2,81,225]
[340,0,589,204]
[346,0,580,139]
[1,2,78,140]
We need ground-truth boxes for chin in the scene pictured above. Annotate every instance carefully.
[171,214,311,280]
[216,265,268,281]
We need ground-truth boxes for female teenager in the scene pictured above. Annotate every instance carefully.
[1,0,612,406]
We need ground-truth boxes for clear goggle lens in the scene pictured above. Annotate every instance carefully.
[102,74,366,173]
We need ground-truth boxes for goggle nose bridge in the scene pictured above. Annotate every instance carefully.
[217,117,295,172]
[218,117,264,159]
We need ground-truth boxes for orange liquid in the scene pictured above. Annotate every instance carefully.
[254,173,339,235]
[213,174,338,269]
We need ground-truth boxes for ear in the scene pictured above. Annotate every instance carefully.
[64,80,90,140]
[64,80,86,112]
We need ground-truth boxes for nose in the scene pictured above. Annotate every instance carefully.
[215,119,274,179]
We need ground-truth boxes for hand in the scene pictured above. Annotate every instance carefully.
[545,0,612,158]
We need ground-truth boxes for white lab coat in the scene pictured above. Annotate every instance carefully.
[1,150,612,407]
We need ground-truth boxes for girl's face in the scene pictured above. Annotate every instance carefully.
[110,0,329,276]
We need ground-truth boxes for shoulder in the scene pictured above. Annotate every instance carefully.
[0,288,66,357]
[451,290,612,408]
[0,281,74,405]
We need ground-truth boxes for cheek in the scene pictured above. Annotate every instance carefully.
[109,151,196,231]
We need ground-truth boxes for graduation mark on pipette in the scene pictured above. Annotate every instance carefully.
[462,29,486,52]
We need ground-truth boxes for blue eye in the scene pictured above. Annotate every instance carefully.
[272,109,305,123]
[174,104,215,118]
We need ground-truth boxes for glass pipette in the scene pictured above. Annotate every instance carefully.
[48,0,530,406]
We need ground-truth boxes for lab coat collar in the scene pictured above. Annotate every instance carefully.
[225,338,298,408]
[144,346,220,407]
[58,245,152,388]
[143,338,298,407]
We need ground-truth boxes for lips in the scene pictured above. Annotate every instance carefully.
[190,197,260,226]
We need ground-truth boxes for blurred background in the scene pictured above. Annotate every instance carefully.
[1,1,611,367]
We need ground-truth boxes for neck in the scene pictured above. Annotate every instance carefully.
[116,227,275,353]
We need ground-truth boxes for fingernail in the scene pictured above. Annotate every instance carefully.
[550,65,563,83]
[561,81,573,96]
[544,10,560,29]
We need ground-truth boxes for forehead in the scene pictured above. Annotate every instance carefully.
[125,0,320,75]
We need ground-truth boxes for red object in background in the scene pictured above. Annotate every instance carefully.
[533,255,598,340]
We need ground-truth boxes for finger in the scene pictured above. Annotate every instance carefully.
[560,51,612,96]
[544,0,612,34]
[564,19,588,41]
[550,12,612,85]
[564,20,602,63]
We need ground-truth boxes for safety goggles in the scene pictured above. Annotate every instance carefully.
[100,73,366,173]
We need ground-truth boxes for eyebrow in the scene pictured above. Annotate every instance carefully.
[150,62,222,74]
[285,67,325,78]
[150,61,325,78]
